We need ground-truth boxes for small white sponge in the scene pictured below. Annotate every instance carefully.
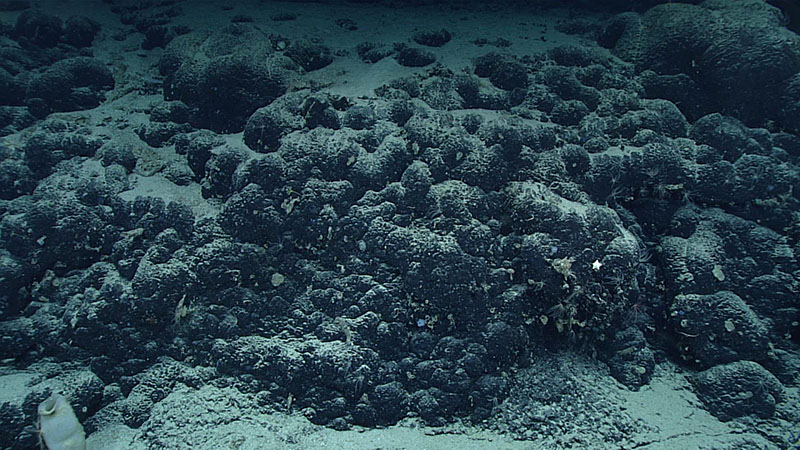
[37,393,86,450]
